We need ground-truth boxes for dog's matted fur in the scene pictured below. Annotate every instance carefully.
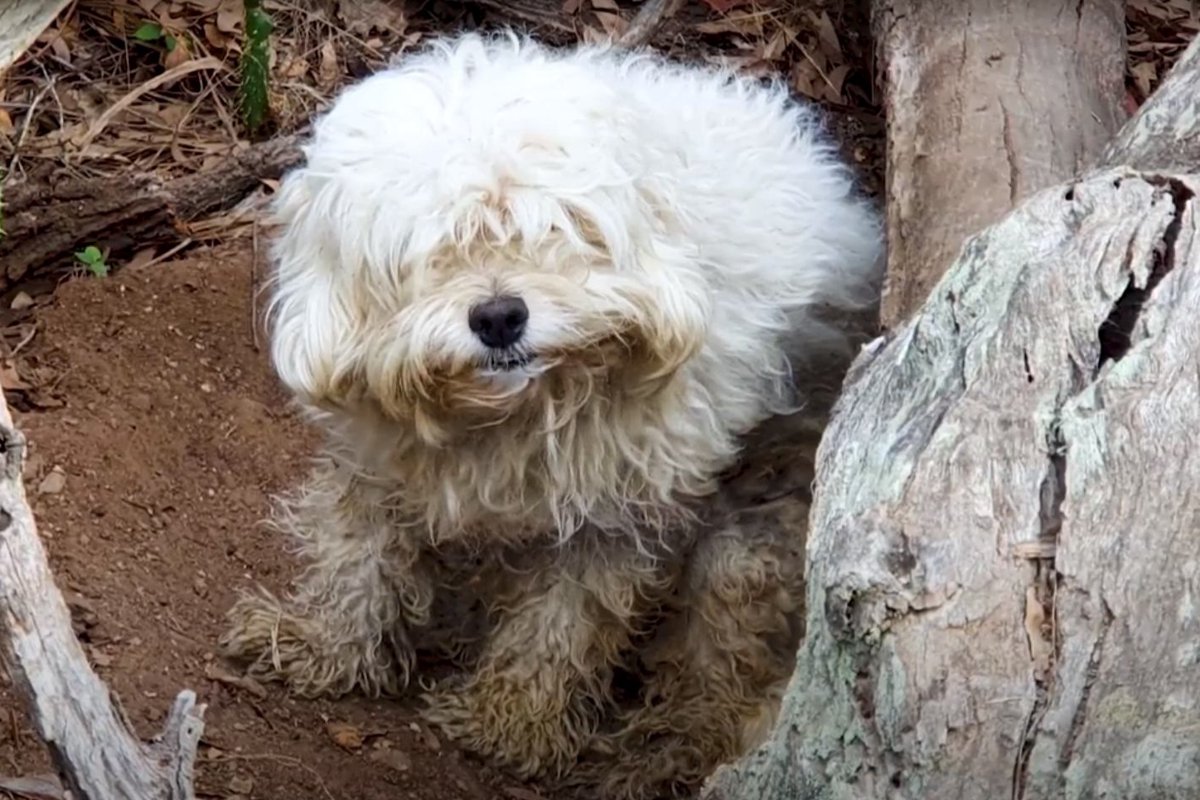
[220,31,883,799]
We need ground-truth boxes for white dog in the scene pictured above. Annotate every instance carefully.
[221,31,883,799]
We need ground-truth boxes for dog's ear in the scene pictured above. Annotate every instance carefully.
[265,170,367,410]
[619,242,711,399]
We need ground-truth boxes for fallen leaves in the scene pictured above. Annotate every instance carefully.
[335,0,408,38]
[326,720,365,751]
[1127,0,1198,106]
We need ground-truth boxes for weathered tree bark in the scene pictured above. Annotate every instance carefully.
[0,389,205,799]
[0,0,72,72]
[703,24,1200,800]
[874,0,1127,329]
[0,135,301,289]
[1099,33,1200,173]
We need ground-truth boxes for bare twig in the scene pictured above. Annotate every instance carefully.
[0,394,205,799]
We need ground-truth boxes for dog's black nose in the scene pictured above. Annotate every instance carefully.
[468,295,529,349]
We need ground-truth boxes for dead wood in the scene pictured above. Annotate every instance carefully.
[702,20,1200,800]
[873,0,1127,328]
[0,390,205,799]
[0,0,73,73]
[0,135,302,290]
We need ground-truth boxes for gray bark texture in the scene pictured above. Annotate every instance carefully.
[702,17,1200,800]
[0,384,205,799]
[0,0,72,72]
[873,0,1127,329]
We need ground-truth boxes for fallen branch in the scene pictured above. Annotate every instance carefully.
[0,134,302,290]
[0,391,205,799]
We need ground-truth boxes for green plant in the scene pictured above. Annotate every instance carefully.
[74,245,109,278]
[240,0,273,134]
[132,21,178,52]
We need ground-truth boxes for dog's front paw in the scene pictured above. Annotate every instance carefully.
[568,724,724,800]
[421,670,596,779]
[219,588,411,699]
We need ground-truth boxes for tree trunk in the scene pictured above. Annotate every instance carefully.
[0,390,205,799]
[874,0,1126,329]
[0,0,72,72]
[0,135,302,289]
[702,23,1200,800]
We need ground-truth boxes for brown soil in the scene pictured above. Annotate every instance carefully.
[0,246,546,800]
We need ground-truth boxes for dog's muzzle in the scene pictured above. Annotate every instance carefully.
[469,294,534,371]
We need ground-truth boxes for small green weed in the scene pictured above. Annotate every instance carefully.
[132,21,178,52]
[74,246,110,278]
[240,0,273,134]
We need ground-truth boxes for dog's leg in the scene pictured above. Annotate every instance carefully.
[577,502,807,800]
[422,538,675,781]
[220,459,433,698]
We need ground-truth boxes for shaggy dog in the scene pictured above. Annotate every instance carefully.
[220,31,883,799]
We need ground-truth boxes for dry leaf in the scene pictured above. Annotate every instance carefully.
[203,21,235,50]
[282,56,309,80]
[812,10,843,63]
[216,0,242,33]
[336,0,408,36]
[126,247,159,270]
[318,40,339,92]
[593,10,627,38]
[163,36,192,70]
[327,720,364,751]
[824,63,851,103]
[1131,61,1157,98]
[0,360,30,391]
[37,467,66,495]
[228,776,254,794]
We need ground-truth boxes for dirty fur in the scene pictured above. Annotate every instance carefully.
[220,30,882,799]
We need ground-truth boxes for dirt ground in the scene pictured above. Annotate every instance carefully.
[0,246,542,800]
